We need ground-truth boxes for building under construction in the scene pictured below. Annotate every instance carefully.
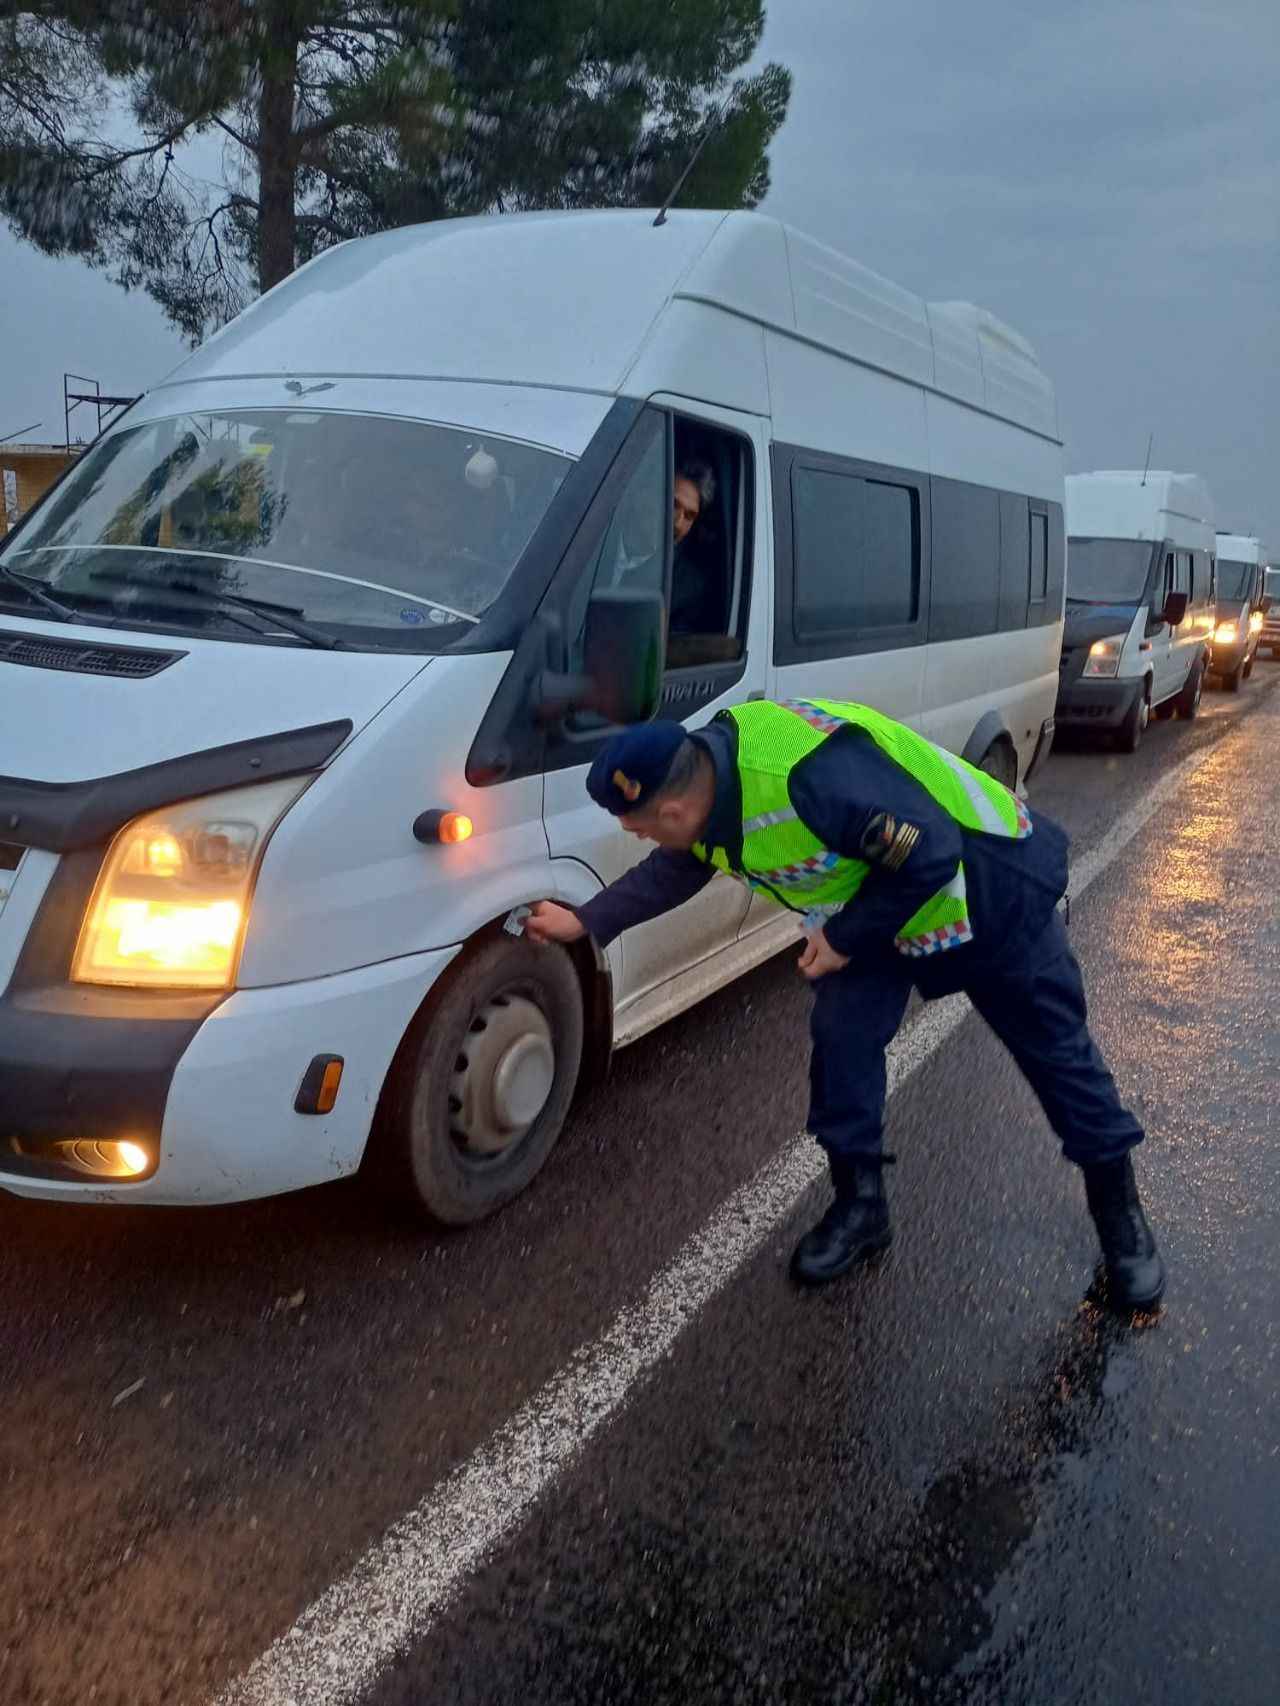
[1,374,135,534]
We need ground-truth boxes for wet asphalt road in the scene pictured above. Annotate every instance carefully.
[3,668,1279,1706]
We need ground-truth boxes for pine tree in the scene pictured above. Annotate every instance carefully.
[0,0,790,341]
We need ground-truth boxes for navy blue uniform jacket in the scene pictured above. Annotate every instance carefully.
[574,715,1070,998]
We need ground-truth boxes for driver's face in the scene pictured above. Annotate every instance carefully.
[673,477,701,546]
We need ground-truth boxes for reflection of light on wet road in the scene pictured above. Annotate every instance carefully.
[1113,751,1237,996]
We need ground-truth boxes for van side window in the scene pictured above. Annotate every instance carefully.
[929,478,998,642]
[1029,510,1049,603]
[1174,551,1191,596]
[792,467,919,636]
[665,419,755,673]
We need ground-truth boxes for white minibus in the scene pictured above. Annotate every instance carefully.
[1209,533,1271,689]
[0,209,1064,1218]
[1056,471,1216,751]
[1263,566,1280,658]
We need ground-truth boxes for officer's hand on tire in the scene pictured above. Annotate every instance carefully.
[798,926,850,981]
[525,901,587,945]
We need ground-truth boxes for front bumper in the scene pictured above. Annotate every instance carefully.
[0,945,460,1204]
[1054,674,1143,732]
[1209,635,1255,674]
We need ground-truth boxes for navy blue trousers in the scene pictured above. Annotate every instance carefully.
[808,910,1144,1168]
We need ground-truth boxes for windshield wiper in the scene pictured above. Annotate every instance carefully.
[0,560,80,623]
[88,566,345,650]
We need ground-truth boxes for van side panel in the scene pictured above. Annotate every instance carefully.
[921,391,1064,768]
[622,301,771,418]
[240,654,558,986]
[764,332,929,469]
[764,332,931,725]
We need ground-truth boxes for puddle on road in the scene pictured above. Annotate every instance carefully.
[829,1295,1160,1704]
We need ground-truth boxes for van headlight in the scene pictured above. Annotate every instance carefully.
[73,776,310,989]
[1083,636,1125,678]
[1213,621,1238,645]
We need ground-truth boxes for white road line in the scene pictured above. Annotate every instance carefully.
[214,725,1232,1706]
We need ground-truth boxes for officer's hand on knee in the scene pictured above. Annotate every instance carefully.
[797,927,850,981]
[525,901,587,945]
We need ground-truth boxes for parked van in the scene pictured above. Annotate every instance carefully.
[0,210,1063,1218]
[1209,533,1270,690]
[1056,472,1215,751]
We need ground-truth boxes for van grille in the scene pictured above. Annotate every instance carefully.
[0,628,184,678]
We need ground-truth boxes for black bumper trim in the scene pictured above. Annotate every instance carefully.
[1055,676,1143,730]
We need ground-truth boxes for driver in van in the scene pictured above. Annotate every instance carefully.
[613,460,722,643]
[524,700,1165,1314]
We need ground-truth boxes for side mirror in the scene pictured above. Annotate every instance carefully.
[1160,590,1189,627]
[581,586,666,725]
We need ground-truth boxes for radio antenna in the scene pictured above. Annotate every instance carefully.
[653,106,724,227]
[1139,432,1154,486]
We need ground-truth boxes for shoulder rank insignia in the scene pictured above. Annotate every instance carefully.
[861,811,920,872]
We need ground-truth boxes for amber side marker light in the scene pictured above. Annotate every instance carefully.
[295,1055,344,1116]
[412,809,475,845]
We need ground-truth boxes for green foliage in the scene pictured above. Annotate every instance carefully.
[0,0,790,342]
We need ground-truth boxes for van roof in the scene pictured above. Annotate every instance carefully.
[158,209,1058,439]
[1215,532,1271,565]
[1065,470,1215,537]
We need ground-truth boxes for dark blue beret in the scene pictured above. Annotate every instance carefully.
[586,722,688,815]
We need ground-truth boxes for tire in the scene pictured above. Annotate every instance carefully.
[1174,658,1204,720]
[1243,656,1255,680]
[1225,659,1244,693]
[976,738,1017,790]
[379,934,584,1225]
[1153,698,1176,720]
[1115,686,1149,752]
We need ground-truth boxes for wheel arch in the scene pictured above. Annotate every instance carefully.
[961,711,1018,786]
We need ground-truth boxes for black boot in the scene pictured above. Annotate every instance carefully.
[1083,1154,1166,1311]
[790,1155,893,1287]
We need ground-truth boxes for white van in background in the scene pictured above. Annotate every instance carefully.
[1056,471,1215,751]
[1209,532,1271,690]
[1263,566,1280,659]
[0,209,1064,1220]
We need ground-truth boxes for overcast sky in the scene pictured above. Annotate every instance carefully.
[3,0,1277,541]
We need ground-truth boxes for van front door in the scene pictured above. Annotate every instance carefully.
[1148,547,1179,704]
[542,402,770,1016]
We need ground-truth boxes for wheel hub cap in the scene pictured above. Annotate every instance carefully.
[450,994,555,1155]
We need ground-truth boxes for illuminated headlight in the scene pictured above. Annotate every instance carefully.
[1213,622,1238,645]
[1083,636,1125,678]
[1249,610,1264,633]
[73,776,310,989]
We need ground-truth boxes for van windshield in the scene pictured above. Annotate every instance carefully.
[2,409,570,650]
[1216,560,1251,601]
[1065,538,1155,604]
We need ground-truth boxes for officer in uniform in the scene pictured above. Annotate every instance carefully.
[526,697,1165,1311]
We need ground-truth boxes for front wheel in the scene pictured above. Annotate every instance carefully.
[380,935,584,1225]
[1175,659,1204,720]
[1225,659,1245,693]
[1115,687,1149,752]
